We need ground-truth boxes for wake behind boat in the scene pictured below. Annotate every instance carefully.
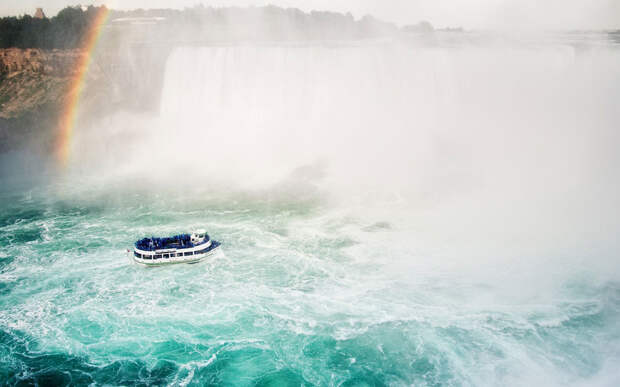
[132,229,221,266]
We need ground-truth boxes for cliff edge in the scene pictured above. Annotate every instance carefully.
[0,48,82,119]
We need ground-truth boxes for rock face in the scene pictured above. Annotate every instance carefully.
[0,45,170,155]
[0,49,82,154]
[0,48,80,78]
[0,48,82,119]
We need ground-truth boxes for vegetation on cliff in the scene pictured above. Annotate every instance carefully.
[0,5,107,49]
[107,5,399,41]
[0,4,420,50]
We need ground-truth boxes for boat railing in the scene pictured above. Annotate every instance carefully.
[133,241,220,260]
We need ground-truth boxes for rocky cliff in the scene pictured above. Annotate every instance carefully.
[0,48,79,154]
[0,48,81,119]
[0,45,168,155]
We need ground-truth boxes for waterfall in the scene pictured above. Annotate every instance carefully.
[153,42,620,260]
[157,44,456,186]
[72,40,620,259]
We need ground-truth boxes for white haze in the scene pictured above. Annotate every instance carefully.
[65,35,620,293]
[4,0,620,29]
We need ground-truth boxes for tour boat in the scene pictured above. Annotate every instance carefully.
[131,229,221,266]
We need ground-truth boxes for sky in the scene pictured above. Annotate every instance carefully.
[2,0,619,30]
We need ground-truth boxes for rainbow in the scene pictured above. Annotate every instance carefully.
[56,7,109,167]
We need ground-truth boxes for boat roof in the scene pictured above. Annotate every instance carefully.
[135,233,210,251]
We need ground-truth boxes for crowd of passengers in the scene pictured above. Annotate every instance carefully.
[135,234,206,251]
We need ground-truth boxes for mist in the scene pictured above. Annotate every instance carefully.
[63,34,620,279]
[2,5,620,386]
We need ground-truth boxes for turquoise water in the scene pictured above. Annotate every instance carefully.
[1,178,619,386]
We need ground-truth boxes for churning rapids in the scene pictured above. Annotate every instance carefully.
[2,35,620,385]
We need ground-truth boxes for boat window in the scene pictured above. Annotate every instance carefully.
[144,255,153,260]
[134,251,141,258]
[163,254,169,258]
[154,254,162,259]
[184,251,193,256]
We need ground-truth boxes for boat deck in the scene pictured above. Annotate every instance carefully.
[135,233,208,251]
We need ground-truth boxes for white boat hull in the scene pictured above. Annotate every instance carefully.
[132,244,221,267]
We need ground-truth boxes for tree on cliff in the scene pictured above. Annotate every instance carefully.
[1,4,405,48]
[0,6,106,49]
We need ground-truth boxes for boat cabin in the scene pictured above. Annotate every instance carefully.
[191,229,207,244]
